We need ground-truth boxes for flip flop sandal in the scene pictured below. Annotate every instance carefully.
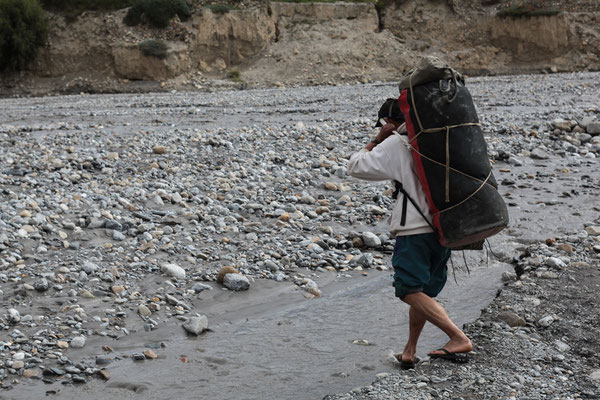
[428,348,469,364]
[394,354,421,370]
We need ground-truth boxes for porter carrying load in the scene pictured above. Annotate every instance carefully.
[397,56,509,248]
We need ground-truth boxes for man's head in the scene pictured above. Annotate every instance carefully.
[375,98,404,127]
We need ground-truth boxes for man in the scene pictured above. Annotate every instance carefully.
[346,98,472,368]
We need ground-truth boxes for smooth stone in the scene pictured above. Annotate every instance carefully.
[8,308,20,323]
[497,311,526,327]
[502,271,517,282]
[590,369,600,382]
[33,278,49,292]
[22,368,41,379]
[530,148,550,159]
[144,349,158,359]
[191,283,213,293]
[555,340,571,352]
[12,361,24,369]
[587,121,600,135]
[137,305,152,316]
[182,315,209,335]
[585,226,600,236]
[161,263,186,279]
[538,315,555,327]
[362,232,381,247]
[223,273,250,291]
[96,356,111,365]
[81,261,100,274]
[546,257,566,269]
[70,336,86,349]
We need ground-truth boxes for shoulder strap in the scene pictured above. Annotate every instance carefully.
[393,180,437,233]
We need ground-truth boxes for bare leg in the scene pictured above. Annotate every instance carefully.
[402,292,472,354]
[400,306,426,362]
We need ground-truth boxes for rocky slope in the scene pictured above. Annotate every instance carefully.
[1,0,599,96]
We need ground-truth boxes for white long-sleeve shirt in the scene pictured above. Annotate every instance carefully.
[347,133,434,237]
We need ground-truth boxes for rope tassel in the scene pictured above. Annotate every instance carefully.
[445,126,450,203]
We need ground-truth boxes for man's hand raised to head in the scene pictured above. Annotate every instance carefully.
[364,118,402,151]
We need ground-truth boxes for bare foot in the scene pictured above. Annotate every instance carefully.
[398,344,417,363]
[395,351,417,363]
[429,336,472,356]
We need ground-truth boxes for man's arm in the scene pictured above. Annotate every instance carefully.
[346,122,400,181]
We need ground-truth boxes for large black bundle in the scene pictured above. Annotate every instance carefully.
[398,72,509,248]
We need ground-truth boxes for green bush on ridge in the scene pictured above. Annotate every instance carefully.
[40,0,133,21]
[124,0,191,29]
[496,5,561,18]
[208,3,234,14]
[139,39,168,59]
[0,0,48,72]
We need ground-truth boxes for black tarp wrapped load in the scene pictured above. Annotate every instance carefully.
[398,57,509,248]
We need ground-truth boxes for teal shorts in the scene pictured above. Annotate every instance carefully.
[392,233,451,299]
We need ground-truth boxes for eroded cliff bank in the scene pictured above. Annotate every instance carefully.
[1,0,599,96]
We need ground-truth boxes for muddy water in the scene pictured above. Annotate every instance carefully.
[11,258,509,400]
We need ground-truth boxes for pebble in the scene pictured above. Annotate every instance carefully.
[497,311,526,327]
[585,226,600,236]
[546,257,566,269]
[161,263,186,279]
[33,278,49,292]
[22,368,41,379]
[182,315,209,335]
[223,273,250,291]
[70,336,86,349]
[537,315,555,328]
[192,283,213,293]
[144,349,158,359]
[138,305,152,317]
[362,232,381,248]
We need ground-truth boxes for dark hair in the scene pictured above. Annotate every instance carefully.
[375,98,404,127]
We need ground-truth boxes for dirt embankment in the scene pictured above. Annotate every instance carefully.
[1,0,599,96]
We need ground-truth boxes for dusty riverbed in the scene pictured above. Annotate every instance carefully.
[0,72,599,399]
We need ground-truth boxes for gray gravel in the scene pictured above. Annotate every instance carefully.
[0,72,599,397]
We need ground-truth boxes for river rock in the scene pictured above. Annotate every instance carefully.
[7,308,20,324]
[546,257,566,269]
[70,336,86,349]
[33,278,49,292]
[497,311,526,327]
[192,283,213,293]
[22,368,42,379]
[530,148,550,159]
[161,263,186,279]
[152,145,167,154]
[587,121,600,135]
[182,315,209,335]
[585,226,600,236]
[537,315,555,327]
[502,271,517,282]
[138,304,152,316]
[82,261,100,274]
[223,273,250,291]
[144,349,158,359]
[362,232,381,247]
